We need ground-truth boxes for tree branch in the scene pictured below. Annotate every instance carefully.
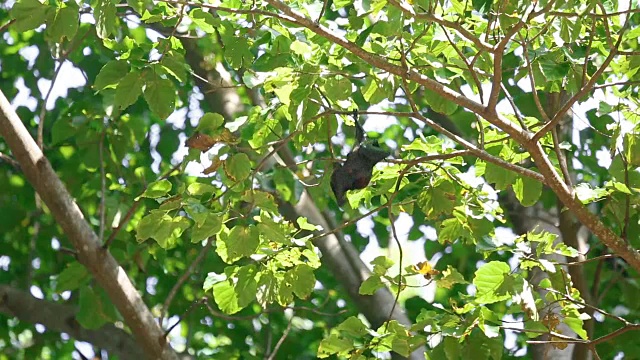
[0,285,144,360]
[0,91,178,360]
[234,0,640,274]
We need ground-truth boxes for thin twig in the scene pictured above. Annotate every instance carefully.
[164,298,206,337]
[533,2,631,142]
[439,24,484,103]
[160,238,213,325]
[619,148,631,242]
[266,315,294,360]
[500,82,527,130]
[520,35,551,123]
[0,152,20,170]
[36,29,91,149]
[558,253,617,266]
[591,324,640,345]
[402,74,546,185]
[316,0,328,23]
[384,211,403,331]
[387,0,495,53]
[543,288,627,324]
[581,17,596,89]
[0,19,16,33]
[548,8,640,18]
[38,61,65,149]
[591,256,605,302]
[103,162,182,248]
[98,130,107,242]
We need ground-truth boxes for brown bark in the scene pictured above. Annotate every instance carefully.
[0,285,144,360]
[0,91,178,360]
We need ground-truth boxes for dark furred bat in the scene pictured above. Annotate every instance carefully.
[330,114,390,206]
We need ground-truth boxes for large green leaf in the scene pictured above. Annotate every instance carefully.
[10,0,50,32]
[216,225,259,263]
[143,72,176,119]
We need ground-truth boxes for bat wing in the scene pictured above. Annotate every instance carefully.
[359,143,390,163]
[330,164,348,206]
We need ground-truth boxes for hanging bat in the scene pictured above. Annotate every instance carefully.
[330,113,390,206]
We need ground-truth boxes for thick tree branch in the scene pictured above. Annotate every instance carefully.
[0,285,144,360]
[258,0,640,275]
[0,91,178,360]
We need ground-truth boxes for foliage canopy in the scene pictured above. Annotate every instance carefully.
[1,0,640,359]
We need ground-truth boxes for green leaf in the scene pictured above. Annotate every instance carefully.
[540,59,571,81]
[276,280,294,306]
[136,210,191,248]
[51,117,80,146]
[76,287,115,329]
[273,168,295,202]
[143,73,176,119]
[189,8,217,34]
[610,181,632,194]
[417,180,457,219]
[323,76,352,101]
[443,336,461,360]
[513,175,542,207]
[138,179,172,199]
[437,266,468,289]
[392,337,411,357]
[257,217,290,245]
[371,256,394,276]
[191,212,222,243]
[222,32,253,69]
[438,217,468,244]
[56,262,91,292]
[225,153,252,182]
[564,317,587,340]
[362,77,387,105]
[487,333,504,360]
[484,162,516,190]
[473,261,512,304]
[203,272,224,292]
[46,3,78,43]
[290,40,312,56]
[216,225,259,263]
[574,183,610,204]
[94,0,117,39]
[472,0,493,12]
[10,0,50,32]
[115,70,145,110]
[524,320,548,338]
[296,217,321,231]
[187,183,218,196]
[317,334,354,358]
[425,88,458,115]
[302,248,322,269]
[196,112,225,133]
[256,270,278,306]
[94,60,129,90]
[161,53,188,83]
[236,265,258,308]
[359,274,384,295]
[244,190,279,214]
[287,264,315,299]
[403,136,443,153]
[336,316,369,337]
[212,278,241,314]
